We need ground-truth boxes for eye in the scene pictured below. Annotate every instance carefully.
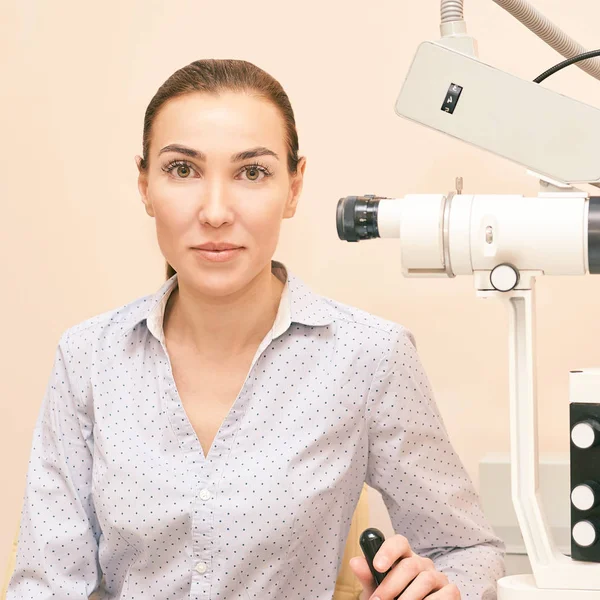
[239,163,272,182]
[162,159,198,179]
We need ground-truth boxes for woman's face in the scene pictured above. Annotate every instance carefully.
[136,91,305,297]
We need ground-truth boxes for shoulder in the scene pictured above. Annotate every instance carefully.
[321,294,417,355]
[326,295,414,339]
[287,269,416,356]
[310,295,425,396]
[59,290,154,351]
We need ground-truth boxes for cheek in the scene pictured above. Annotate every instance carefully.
[241,194,287,240]
[151,198,196,259]
[151,185,196,231]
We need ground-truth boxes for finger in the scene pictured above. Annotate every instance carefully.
[373,534,413,573]
[370,555,435,599]
[349,556,377,597]
[396,570,449,600]
[417,583,461,599]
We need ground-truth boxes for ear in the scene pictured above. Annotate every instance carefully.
[135,155,155,218]
[283,156,306,219]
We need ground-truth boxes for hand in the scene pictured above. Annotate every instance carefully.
[349,533,461,600]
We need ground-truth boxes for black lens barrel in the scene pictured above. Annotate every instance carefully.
[336,195,381,242]
[589,197,600,274]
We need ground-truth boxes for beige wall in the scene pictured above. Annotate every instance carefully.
[3,0,600,572]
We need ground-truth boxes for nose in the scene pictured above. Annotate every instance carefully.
[198,178,234,228]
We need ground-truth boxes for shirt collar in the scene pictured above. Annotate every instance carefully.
[121,260,336,342]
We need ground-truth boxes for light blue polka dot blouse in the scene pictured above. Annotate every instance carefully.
[7,261,505,599]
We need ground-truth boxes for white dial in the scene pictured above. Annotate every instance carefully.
[572,422,597,449]
[573,520,597,547]
[490,264,519,292]
[572,484,596,511]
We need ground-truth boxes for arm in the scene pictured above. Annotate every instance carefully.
[7,331,101,599]
[364,327,505,599]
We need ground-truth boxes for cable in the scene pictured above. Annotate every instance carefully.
[490,0,600,82]
[534,49,600,84]
[439,0,600,84]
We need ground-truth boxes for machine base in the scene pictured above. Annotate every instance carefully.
[498,575,600,598]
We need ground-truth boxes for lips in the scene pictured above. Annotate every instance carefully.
[192,243,242,251]
[191,245,244,263]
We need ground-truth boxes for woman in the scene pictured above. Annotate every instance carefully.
[7,59,504,600]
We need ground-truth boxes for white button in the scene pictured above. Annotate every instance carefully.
[199,489,211,501]
[573,520,597,547]
[572,422,596,449]
[490,264,519,292]
[572,485,596,511]
[195,562,208,574]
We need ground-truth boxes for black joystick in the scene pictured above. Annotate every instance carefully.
[359,527,430,599]
[359,527,391,586]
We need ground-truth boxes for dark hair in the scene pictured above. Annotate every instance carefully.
[138,59,301,280]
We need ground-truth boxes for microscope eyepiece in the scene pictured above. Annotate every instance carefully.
[336,195,381,242]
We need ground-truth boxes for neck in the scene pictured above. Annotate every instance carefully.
[163,263,285,359]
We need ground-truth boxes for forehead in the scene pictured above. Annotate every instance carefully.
[150,91,287,154]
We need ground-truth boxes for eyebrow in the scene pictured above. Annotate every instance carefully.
[158,144,279,162]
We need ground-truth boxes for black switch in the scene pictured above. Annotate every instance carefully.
[441,83,463,114]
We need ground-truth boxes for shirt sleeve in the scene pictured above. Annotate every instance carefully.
[365,326,506,600]
[7,330,101,599]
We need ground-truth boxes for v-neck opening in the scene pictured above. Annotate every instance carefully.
[162,332,274,464]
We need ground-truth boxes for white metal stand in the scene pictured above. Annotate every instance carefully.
[476,273,600,598]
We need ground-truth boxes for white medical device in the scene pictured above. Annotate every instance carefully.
[337,1,600,597]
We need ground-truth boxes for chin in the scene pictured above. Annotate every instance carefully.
[182,264,256,297]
